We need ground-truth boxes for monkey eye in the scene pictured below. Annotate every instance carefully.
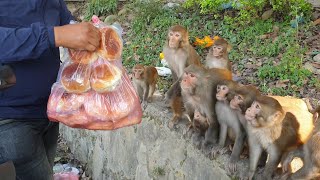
[237,95,242,100]
[217,47,223,51]
[169,32,173,36]
[190,74,195,78]
[222,86,226,90]
[255,104,260,109]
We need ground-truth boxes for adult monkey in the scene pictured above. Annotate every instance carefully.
[163,25,201,82]
[244,96,313,180]
[180,65,232,151]
[281,106,320,180]
[163,25,201,127]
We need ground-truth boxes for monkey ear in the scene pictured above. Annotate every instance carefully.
[227,44,232,52]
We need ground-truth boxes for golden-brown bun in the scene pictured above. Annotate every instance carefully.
[61,63,91,93]
[97,27,123,61]
[90,60,122,92]
[84,80,135,121]
[68,49,98,64]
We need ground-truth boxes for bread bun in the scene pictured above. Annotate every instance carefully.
[84,80,135,121]
[61,63,91,93]
[97,27,123,61]
[90,59,122,92]
[68,49,98,64]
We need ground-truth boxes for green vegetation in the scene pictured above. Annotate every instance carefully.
[90,0,319,96]
[85,0,118,20]
[152,166,166,176]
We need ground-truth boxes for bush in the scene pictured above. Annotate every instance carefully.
[85,0,118,20]
[184,0,312,25]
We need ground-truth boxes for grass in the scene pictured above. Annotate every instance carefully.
[108,0,319,96]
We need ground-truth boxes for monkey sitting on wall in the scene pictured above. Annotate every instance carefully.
[132,64,158,108]
[244,96,314,180]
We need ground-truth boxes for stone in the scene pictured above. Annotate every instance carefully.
[261,9,273,20]
[313,54,320,63]
[118,7,131,16]
[104,15,118,25]
[163,2,180,9]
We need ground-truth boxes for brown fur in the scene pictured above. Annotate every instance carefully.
[245,96,313,180]
[132,64,158,104]
[205,38,232,71]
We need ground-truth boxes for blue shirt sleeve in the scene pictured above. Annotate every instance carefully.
[59,0,74,25]
[0,22,55,63]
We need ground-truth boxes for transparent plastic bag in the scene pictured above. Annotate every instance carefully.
[47,16,142,130]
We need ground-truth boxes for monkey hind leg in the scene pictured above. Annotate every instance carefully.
[147,84,156,103]
[168,96,184,129]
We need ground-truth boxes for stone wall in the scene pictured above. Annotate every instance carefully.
[59,97,249,180]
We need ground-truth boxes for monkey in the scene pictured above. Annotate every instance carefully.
[244,95,314,180]
[0,65,16,90]
[281,106,320,180]
[205,37,232,71]
[180,64,232,153]
[163,25,202,128]
[132,64,158,108]
[212,79,246,173]
[192,109,210,136]
[163,25,201,82]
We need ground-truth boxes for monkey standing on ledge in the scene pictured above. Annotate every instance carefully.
[180,65,232,152]
[244,95,313,180]
[132,64,158,108]
[163,25,201,128]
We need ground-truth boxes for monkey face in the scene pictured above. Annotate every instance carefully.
[181,71,197,94]
[230,94,243,111]
[168,31,182,49]
[216,85,229,101]
[193,109,209,130]
[212,45,224,57]
[132,68,144,79]
[245,101,261,127]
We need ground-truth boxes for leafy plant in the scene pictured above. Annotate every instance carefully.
[84,0,118,20]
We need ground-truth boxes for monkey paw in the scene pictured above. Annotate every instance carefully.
[168,120,178,129]
[210,146,228,160]
[227,160,238,174]
[141,101,148,110]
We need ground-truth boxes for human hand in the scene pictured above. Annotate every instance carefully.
[54,22,101,51]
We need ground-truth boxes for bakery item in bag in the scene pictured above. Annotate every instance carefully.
[68,49,98,64]
[97,27,123,60]
[61,63,91,93]
[90,59,122,92]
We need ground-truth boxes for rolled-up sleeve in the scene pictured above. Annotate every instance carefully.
[0,22,55,63]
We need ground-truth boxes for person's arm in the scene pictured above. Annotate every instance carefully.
[0,22,100,64]
[0,22,55,63]
[59,0,74,25]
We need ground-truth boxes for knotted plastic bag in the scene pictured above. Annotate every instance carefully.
[47,16,142,130]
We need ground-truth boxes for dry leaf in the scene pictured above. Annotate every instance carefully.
[311,62,320,69]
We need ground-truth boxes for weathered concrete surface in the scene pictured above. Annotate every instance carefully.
[59,93,240,180]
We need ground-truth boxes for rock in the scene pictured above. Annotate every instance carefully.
[312,11,320,20]
[163,2,180,9]
[104,15,118,25]
[313,54,320,63]
[304,62,320,74]
[118,7,131,16]
[261,9,273,20]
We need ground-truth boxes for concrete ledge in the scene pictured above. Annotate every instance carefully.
[60,95,251,179]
